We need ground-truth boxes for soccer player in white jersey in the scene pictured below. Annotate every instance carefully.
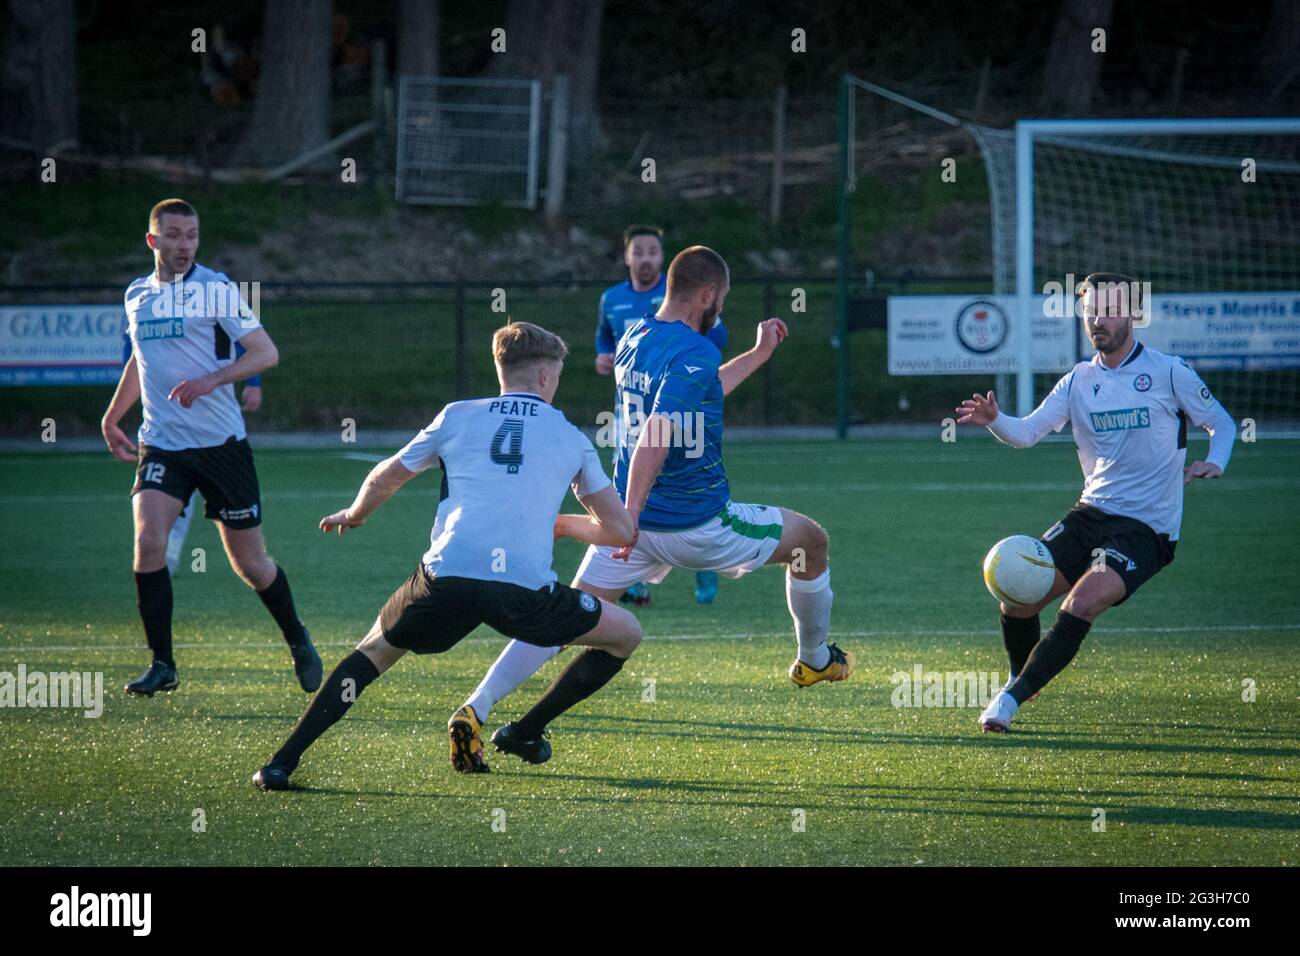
[253,322,642,789]
[449,246,854,771]
[101,199,321,698]
[957,273,1236,732]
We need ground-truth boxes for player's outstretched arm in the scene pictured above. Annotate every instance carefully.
[719,318,787,396]
[556,486,636,547]
[959,377,1072,449]
[169,329,280,408]
[101,353,140,462]
[320,455,418,535]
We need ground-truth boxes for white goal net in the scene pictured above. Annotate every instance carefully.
[980,119,1300,425]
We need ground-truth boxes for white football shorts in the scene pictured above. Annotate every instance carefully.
[574,501,785,591]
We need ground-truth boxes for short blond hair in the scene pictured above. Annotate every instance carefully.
[492,321,568,370]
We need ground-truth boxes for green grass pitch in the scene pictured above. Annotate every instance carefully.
[1,438,1297,865]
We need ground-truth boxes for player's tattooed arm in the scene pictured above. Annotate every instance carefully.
[320,455,418,535]
[169,329,279,408]
[719,318,787,396]
[101,353,141,462]
[556,486,636,547]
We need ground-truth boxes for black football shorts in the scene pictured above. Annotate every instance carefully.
[378,567,604,655]
[131,435,262,529]
[1040,502,1176,604]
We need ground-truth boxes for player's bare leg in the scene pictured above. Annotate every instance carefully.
[766,508,853,686]
[126,489,185,695]
[996,569,1071,699]
[490,599,642,766]
[218,523,321,692]
[981,566,1125,732]
[255,618,408,790]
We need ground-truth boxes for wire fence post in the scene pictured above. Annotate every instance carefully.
[454,283,466,397]
[763,279,775,424]
[835,73,853,439]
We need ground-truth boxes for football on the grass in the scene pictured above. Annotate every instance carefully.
[982,535,1056,606]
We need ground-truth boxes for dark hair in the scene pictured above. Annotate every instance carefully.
[150,199,198,234]
[1076,272,1145,317]
[666,245,729,299]
[622,224,664,251]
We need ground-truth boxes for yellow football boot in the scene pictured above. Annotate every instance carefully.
[788,642,855,686]
[447,704,491,773]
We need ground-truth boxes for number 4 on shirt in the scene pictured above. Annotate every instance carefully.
[490,418,525,473]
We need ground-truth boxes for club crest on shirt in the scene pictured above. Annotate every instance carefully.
[1133,373,1152,392]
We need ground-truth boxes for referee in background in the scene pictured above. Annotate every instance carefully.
[101,198,320,697]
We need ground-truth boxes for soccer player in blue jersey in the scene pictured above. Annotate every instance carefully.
[453,246,854,769]
[121,334,264,576]
[596,225,728,605]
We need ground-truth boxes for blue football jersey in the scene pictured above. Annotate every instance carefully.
[612,316,729,531]
[597,274,728,354]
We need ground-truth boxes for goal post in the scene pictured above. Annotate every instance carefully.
[1010,117,1300,421]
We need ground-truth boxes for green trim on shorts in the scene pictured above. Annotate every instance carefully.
[718,505,783,542]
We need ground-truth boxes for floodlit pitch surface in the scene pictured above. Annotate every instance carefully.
[1,439,1296,865]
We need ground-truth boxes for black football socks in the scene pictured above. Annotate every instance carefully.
[135,568,175,667]
[1000,611,1041,678]
[1006,611,1091,704]
[512,648,626,740]
[270,650,381,772]
[258,565,307,646]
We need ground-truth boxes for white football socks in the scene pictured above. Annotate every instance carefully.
[787,568,833,670]
[465,639,563,722]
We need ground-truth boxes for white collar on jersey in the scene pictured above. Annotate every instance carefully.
[1095,338,1143,371]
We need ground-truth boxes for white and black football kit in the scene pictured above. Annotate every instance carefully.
[377,393,611,654]
[988,341,1236,601]
[126,263,263,528]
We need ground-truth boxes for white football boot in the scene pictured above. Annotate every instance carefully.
[979,689,1019,733]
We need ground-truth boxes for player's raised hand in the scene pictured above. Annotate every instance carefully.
[957,390,999,426]
[320,509,365,535]
[754,318,788,357]
[101,418,137,462]
[1183,460,1222,484]
[168,374,217,408]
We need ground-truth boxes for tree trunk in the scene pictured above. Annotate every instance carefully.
[399,0,440,78]
[230,0,333,169]
[1040,0,1113,113]
[489,0,605,151]
[0,0,79,154]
